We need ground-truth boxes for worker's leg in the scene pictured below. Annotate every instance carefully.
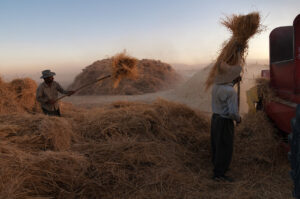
[55,108,61,117]
[42,108,61,117]
[211,115,234,177]
[220,118,234,174]
[210,114,218,164]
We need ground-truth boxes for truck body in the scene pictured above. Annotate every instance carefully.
[264,14,300,136]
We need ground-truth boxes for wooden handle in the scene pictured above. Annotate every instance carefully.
[55,74,111,102]
[237,82,241,110]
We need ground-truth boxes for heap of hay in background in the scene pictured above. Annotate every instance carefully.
[68,57,181,95]
[112,51,138,88]
[205,12,263,89]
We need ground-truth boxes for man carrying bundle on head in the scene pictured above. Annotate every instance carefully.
[36,70,75,116]
[205,12,262,182]
[210,60,242,182]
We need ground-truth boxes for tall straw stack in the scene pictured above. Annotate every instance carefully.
[112,51,138,88]
[205,12,263,90]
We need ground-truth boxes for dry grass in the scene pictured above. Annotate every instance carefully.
[68,58,181,95]
[112,51,138,88]
[0,113,76,151]
[256,78,275,102]
[0,144,89,199]
[0,74,293,198]
[0,77,40,114]
[0,97,293,198]
[206,12,263,89]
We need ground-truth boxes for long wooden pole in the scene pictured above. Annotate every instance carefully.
[55,74,111,102]
[237,81,241,110]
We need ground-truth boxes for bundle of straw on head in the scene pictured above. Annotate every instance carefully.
[205,12,262,90]
[112,52,138,88]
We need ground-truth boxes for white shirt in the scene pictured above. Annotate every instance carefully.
[211,83,241,122]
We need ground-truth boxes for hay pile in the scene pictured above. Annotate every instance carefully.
[68,58,181,95]
[0,77,40,114]
[0,98,293,198]
[256,78,275,102]
[0,114,75,151]
[206,12,263,89]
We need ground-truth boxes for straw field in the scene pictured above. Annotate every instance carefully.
[0,75,293,198]
[68,58,181,95]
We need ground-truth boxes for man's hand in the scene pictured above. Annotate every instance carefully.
[67,90,75,96]
[46,99,56,105]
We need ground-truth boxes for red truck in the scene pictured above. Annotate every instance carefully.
[263,14,300,138]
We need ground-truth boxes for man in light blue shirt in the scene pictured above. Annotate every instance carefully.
[211,63,242,182]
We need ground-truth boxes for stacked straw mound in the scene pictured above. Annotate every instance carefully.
[206,12,263,89]
[68,56,181,95]
[0,77,40,114]
[0,97,293,198]
[0,114,75,151]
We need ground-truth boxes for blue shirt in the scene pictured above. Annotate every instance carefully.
[211,83,241,122]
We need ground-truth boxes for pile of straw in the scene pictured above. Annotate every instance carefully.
[230,111,292,198]
[206,12,263,89]
[0,98,293,198]
[0,77,19,113]
[235,111,279,166]
[0,77,39,114]
[0,114,75,151]
[9,78,39,112]
[68,58,181,95]
[0,144,89,199]
[112,51,138,88]
[256,77,275,102]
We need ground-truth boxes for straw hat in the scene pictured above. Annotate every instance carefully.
[40,70,56,79]
[214,63,242,84]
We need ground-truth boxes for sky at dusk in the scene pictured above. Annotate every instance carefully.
[0,0,300,79]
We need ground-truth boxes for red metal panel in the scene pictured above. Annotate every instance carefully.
[265,101,296,134]
[270,61,294,92]
[269,26,294,63]
[294,14,300,93]
[275,91,300,104]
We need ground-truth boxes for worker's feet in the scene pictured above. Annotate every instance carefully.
[212,175,234,182]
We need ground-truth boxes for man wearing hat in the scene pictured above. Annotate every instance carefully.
[36,69,75,116]
[211,62,242,182]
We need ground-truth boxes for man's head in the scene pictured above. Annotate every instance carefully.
[40,70,56,84]
[44,76,54,84]
[214,64,242,85]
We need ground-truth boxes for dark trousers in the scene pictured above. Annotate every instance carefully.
[42,108,61,117]
[211,113,234,177]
